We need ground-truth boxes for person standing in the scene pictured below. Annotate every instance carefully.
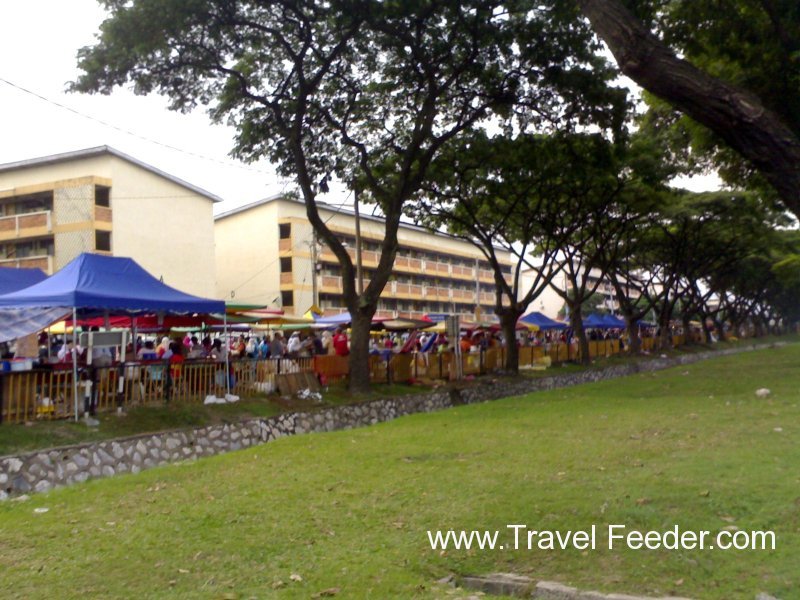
[333,328,349,357]
[269,332,285,358]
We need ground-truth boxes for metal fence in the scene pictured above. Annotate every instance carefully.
[0,332,707,425]
[0,357,314,425]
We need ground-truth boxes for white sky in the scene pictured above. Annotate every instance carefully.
[0,0,289,214]
[0,0,719,217]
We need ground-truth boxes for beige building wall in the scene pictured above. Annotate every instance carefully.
[216,196,513,316]
[0,148,218,298]
[215,200,283,306]
[104,156,216,297]
[518,268,567,319]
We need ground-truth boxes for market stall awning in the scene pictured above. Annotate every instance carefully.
[600,314,626,328]
[0,267,47,295]
[0,253,225,314]
[519,311,567,330]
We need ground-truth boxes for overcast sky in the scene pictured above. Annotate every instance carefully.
[0,1,718,216]
[0,0,290,214]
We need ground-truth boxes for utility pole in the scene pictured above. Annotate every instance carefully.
[311,232,319,308]
[474,256,481,320]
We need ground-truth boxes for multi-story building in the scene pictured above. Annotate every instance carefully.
[215,196,513,320]
[519,265,646,318]
[0,146,220,297]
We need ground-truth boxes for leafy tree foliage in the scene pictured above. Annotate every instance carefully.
[412,130,649,368]
[577,0,800,216]
[73,0,628,389]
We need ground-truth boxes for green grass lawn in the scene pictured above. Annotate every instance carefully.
[1,344,798,599]
[0,398,283,457]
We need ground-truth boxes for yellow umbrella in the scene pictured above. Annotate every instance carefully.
[45,320,73,335]
[243,311,315,328]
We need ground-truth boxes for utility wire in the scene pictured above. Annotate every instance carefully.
[0,76,279,177]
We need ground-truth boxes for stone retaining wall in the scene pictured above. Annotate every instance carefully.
[0,342,782,500]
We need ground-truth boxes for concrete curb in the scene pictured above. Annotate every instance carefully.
[459,573,692,599]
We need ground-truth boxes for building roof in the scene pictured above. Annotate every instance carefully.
[0,146,224,203]
[215,194,511,256]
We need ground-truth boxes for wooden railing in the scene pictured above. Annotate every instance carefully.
[0,332,720,424]
[0,357,314,425]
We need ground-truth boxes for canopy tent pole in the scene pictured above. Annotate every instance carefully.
[71,307,79,422]
[224,312,230,397]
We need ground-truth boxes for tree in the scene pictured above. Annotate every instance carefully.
[414,131,637,369]
[623,190,788,348]
[73,0,527,391]
[576,0,800,216]
[413,132,591,372]
[557,292,607,319]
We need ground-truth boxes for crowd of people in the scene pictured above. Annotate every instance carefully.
[29,321,701,371]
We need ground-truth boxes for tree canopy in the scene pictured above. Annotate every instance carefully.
[577,0,800,216]
[73,0,630,387]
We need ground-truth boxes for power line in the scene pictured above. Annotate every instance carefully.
[0,76,277,177]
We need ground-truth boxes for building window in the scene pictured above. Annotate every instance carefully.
[281,290,294,308]
[96,231,111,252]
[95,186,111,207]
[280,257,292,273]
[279,223,291,239]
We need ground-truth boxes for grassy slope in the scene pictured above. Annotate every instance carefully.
[1,345,798,599]
[0,399,284,457]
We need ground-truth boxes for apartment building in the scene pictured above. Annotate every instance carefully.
[215,196,513,320]
[0,146,220,297]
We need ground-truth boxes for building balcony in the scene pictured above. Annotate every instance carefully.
[94,205,112,224]
[450,289,475,302]
[478,269,496,283]
[320,275,343,294]
[0,254,54,274]
[422,286,452,302]
[0,211,52,241]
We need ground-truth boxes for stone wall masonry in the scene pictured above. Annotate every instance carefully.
[0,341,783,500]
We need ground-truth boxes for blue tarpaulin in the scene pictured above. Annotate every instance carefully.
[0,253,224,314]
[0,267,47,295]
[575,313,610,328]
[572,313,626,329]
[600,314,626,328]
[519,311,567,330]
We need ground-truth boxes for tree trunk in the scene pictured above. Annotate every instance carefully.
[753,318,765,338]
[701,317,713,344]
[348,309,376,393]
[499,309,523,374]
[681,313,693,347]
[658,309,672,350]
[714,319,726,342]
[570,304,591,365]
[577,0,800,216]
[624,313,641,354]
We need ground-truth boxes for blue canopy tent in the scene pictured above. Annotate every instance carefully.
[0,253,224,314]
[0,253,226,420]
[519,311,567,330]
[575,313,610,329]
[0,267,47,295]
[600,314,626,328]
